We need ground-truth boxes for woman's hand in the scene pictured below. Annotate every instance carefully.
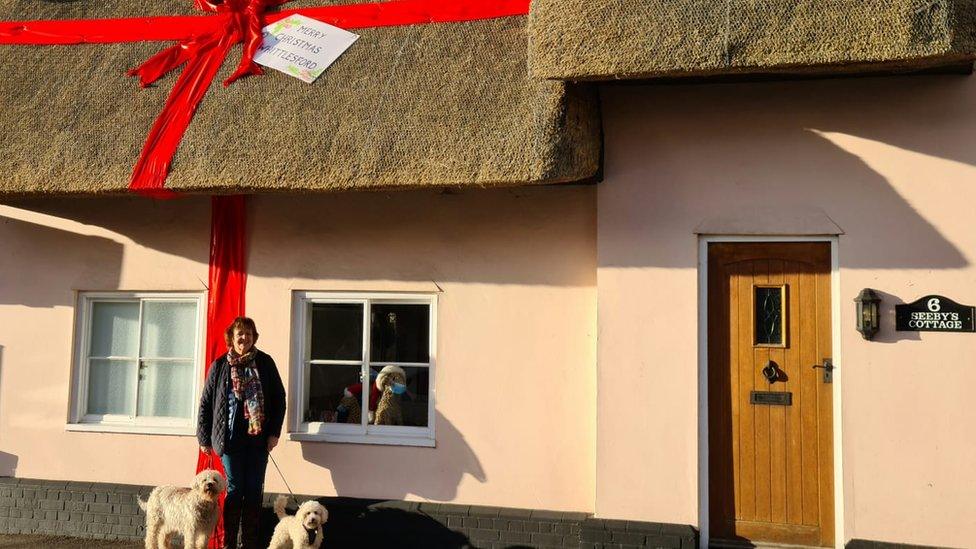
[267,436,279,452]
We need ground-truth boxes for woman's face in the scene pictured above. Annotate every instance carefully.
[232,327,254,355]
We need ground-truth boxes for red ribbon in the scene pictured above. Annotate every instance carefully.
[195,194,247,548]
[0,0,531,198]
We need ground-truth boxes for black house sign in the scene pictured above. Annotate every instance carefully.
[895,295,975,332]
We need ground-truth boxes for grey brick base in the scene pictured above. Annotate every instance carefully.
[0,477,699,548]
[0,478,148,540]
[580,518,697,549]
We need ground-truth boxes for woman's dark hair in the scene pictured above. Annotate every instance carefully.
[224,317,259,347]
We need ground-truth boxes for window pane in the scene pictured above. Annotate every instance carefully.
[369,365,429,427]
[137,360,193,418]
[87,359,135,415]
[755,286,784,345]
[306,364,363,423]
[141,301,197,359]
[90,302,139,357]
[370,304,429,363]
[310,304,363,361]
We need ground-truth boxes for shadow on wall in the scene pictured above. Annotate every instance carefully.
[0,213,123,308]
[0,454,16,478]
[299,412,486,502]
[599,74,976,271]
[2,184,596,289]
[249,413,482,548]
[0,195,211,308]
[254,503,472,549]
[244,186,596,286]
[0,345,17,476]
[870,289,921,344]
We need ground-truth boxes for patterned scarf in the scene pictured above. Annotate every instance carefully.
[228,349,265,436]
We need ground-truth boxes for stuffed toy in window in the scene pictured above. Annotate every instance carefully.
[336,365,406,425]
[374,364,407,426]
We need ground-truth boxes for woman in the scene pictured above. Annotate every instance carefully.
[198,317,286,549]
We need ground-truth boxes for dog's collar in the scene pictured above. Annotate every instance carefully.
[306,527,317,545]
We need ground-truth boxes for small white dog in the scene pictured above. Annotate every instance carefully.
[137,469,226,549]
[268,495,328,549]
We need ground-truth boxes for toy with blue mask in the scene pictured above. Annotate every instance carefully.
[374,364,408,426]
[336,365,408,425]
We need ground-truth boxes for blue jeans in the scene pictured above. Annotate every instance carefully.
[221,442,268,504]
[221,438,268,548]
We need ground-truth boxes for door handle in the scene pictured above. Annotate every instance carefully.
[812,359,833,383]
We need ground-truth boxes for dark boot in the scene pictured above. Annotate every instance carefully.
[239,499,263,549]
[223,496,242,549]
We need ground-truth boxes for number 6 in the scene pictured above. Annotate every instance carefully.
[927,298,941,312]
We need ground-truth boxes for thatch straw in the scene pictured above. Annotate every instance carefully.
[0,0,600,196]
[529,0,976,81]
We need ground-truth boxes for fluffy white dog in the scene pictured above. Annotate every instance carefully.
[137,469,226,549]
[268,495,328,549]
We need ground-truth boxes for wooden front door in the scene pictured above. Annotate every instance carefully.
[708,242,834,547]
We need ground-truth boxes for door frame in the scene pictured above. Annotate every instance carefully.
[697,235,844,548]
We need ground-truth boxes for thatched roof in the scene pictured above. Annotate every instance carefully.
[529,0,976,81]
[0,1,600,196]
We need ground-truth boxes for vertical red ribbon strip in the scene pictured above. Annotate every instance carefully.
[196,194,248,548]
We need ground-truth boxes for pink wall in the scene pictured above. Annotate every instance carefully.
[3,71,975,545]
[0,186,596,512]
[598,74,976,546]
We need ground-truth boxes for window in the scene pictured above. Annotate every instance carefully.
[754,284,787,347]
[70,292,204,434]
[291,292,436,446]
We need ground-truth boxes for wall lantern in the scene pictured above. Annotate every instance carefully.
[854,288,881,340]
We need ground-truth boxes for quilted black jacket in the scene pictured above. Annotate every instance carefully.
[197,349,286,456]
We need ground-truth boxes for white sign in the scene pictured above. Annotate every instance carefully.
[253,14,359,83]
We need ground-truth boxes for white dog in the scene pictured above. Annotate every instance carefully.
[267,495,328,549]
[137,469,226,549]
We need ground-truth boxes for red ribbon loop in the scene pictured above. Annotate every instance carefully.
[224,0,275,86]
[126,0,278,196]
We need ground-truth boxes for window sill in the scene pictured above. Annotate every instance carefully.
[288,432,435,447]
[65,423,196,437]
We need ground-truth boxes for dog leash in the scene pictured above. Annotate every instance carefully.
[268,451,300,508]
[206,448,298,508]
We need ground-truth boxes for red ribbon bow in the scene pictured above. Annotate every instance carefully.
[0,0,531,198]
[125,0,288,198]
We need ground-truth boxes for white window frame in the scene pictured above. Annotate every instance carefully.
[290,291,437,447]
[68,291,206,436]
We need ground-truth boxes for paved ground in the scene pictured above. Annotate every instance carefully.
[0,535,141,548]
